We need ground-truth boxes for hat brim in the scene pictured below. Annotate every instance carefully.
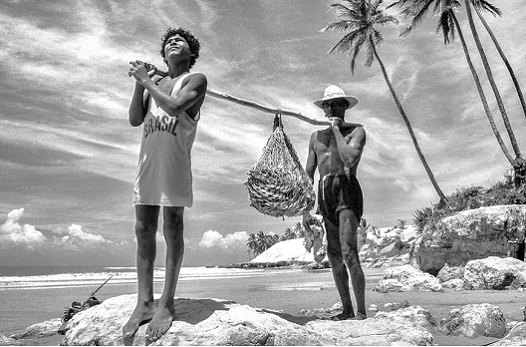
[313,96,359,110]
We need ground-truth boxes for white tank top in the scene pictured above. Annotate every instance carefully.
[133,72,199,207]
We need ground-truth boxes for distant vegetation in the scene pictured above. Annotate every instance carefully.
[413,172,526,234]
[246,222,306,260]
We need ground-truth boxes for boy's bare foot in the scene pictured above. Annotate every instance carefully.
[123,302,156,339]
[147,304,176,341]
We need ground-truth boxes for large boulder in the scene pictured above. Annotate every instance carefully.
[373,265,443,293]
[440,303,507,339]
[414,205,526,274]
[463,256,526,290]
[60,294,435,346]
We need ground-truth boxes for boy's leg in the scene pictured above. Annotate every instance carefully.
[147,206,184,341]
[123,205,160,338]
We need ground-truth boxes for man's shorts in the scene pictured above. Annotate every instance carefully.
[317,174,363,226]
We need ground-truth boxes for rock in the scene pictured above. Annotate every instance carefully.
[488,322,526,346]
[436,264,465,282]
[372,278,404,293]
[414,205,526,274]
[440,303,507,339]
[9,318,62,340]
[305,318,434,346]
[0,335,21,346]
[441,278,465,291]
[374,305,438,331]
[374,265,443,292]
[463,256,526,290]
[61,294,435,346]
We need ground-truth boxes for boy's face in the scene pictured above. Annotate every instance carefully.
[164,34,193,61]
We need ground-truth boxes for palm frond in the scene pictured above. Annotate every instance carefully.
[470,0,501,16]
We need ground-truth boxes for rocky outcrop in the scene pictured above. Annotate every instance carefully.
[414,205,526,274]
[59,294,436,346]
[440,303,507,339]
[373,265,443,293]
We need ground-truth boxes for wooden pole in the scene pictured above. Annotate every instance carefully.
[206,89,362,128]
[153,68,362,127]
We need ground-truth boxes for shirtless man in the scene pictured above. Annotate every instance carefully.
[303,85,367,320]
[123,27,207,342]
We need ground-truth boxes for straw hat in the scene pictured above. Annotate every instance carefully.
[313,85,359,110]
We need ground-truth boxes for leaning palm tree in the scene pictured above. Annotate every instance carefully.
[321,0,449,206]
[473,6,526,125]
[464,0,522,160]
[389,0,514,164]
[390,0,524,184]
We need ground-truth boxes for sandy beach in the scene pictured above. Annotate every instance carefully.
[3,266,524,346]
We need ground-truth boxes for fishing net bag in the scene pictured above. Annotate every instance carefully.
[245,120,315,217]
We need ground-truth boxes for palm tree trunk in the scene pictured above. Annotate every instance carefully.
[474,7,526,124]
[451,14,514,164]
[369,38,449,206]
[464,0,522,158]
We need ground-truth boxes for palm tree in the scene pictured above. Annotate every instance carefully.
[473,6,526,124]
[463,0,521,160]
[389,0,513,164]
[390,0,525,184]
[321,0,449,205]
[246,233,258,258]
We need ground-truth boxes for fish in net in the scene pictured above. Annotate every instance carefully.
[245,119,315,217]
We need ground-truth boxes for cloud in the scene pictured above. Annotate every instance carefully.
[58,223,115,250]
[198,230,248,250]
[0,208,47,246]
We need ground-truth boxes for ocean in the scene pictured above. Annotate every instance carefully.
[0,265,350,336]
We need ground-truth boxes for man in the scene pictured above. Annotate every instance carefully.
[123,27,207,341]
[303,85,367,320]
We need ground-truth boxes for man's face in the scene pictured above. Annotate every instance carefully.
[322,98,348,119]
[164,34,192,61]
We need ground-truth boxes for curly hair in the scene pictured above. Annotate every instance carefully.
[160,27,200,70]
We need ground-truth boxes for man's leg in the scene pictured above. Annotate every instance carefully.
[123,205,160,338]
[339,209,366,319]
[324,218,355,320]
[147,206,184,341]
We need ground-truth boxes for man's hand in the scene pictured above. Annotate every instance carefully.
[128,60,156,85]
[330,117,343,132]
[302,212,315,234]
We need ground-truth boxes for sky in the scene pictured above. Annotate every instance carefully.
[1,0,525,267]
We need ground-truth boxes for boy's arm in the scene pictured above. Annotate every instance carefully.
[128,61,207,119]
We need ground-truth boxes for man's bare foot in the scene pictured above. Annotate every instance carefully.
[349,312,367,320]
[123,302,156,339]
[329,312,353,321]
[147,304,176,341]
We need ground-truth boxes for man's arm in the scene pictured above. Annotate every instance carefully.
[303,133,318,225]
[305,132,318,181]
[332,119,366,169]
